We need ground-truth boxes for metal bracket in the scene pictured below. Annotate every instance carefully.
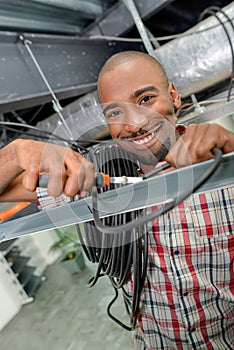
[122,0,156,57]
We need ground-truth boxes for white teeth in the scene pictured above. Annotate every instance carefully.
[130,124,162,146]
[133,131,155,145]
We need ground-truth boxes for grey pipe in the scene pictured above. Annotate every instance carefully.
[155,2,234,98]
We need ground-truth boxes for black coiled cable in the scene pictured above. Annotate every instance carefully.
[92,148,222,233]
[73,144,222,331]
[73,142,148,330]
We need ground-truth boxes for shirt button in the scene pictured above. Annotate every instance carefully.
[183,291,189,297]
[174,250,180,256]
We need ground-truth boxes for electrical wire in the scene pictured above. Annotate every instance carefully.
[0,125,65,143]
[71,142,148,330]
[70,143,222,331]
[89,17,234,43]
[71,144,222,331]
[176,95,234,118]
[0,120,113,152]
[91,148,222,234]
[27,104,45,125]
[0,121,89,152]
[19,34,73,140]
[199,6,234,34]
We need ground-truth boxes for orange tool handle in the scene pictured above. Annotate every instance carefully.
[0,202,31,221]
[95,172,110,188]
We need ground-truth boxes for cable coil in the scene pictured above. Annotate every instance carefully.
[72,142,222,331]
[73,142,148,330]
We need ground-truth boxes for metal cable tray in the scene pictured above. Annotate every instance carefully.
[0,152,233,242]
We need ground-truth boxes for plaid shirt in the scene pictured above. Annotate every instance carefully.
[37,185,234,349]
[129,185,234,349]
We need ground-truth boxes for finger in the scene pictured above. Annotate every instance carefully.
[80,162,95,197]
[41,146,69,197]
[185,124,213,162]
[47,166,66,197]
[165,124,212,168]
[194,124,232,157]
[62,150,86,197]
[64,170,85,197]
[23,164,40,191]
[165,137,192,168]
[63,160,95,197]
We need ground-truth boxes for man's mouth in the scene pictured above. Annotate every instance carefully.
[121,123,162,147]
[132,132,155,145]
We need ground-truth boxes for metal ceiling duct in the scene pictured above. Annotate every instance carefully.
[36,91,109,143]
[32,0,108,17]
[36,2,234,142]
[154,2,234,98]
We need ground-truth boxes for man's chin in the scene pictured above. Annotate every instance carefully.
[117,140,171,167]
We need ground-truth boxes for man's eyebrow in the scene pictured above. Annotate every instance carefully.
[132,85,158,98]
[102,102,119,115]
[102,86,158,115]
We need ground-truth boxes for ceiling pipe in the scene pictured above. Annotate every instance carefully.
[154,2,234,98]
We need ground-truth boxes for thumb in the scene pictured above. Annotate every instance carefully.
[164,151,176,168]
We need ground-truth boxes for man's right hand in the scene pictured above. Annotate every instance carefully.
[1,139,95,198]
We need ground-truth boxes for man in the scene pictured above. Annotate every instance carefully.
[96,51,234,349]
[0,51,233,201]
[0,51,234,349]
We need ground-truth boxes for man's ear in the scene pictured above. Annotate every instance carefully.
[168,82,181,109]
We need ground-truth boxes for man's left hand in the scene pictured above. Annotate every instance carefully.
[165,123,234,168]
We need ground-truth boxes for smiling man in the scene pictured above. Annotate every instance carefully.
[96,51,234,349]
[97,51,234,172]
[98,51,180,173]
[0,51,234,350]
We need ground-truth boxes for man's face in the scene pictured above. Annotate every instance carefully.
[98,58,181,169]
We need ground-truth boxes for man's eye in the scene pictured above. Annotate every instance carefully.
[107,110,121,119]
[140,96,153,104]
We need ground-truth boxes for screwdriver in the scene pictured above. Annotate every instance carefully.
[95,163,170,187]
[95,173,143,187]
[38,172,143,189]
[38,163,170,189]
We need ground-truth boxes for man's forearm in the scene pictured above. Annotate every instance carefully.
[0,173,37,202]
[0,140,23,194]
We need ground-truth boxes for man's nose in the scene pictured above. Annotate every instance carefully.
[124,106,148,132]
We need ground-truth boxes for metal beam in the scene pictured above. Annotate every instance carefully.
[179,100,234,125]
[0,0,93,33]
[82,0,174,37]
[0,31,144,112]
[0,151,233,242]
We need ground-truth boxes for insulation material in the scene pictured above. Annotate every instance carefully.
[37,91,109,142]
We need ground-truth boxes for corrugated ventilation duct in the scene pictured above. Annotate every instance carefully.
[155,2,234,98]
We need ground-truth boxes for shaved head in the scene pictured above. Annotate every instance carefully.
[98,50,169,95]
[96,50,179,171]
